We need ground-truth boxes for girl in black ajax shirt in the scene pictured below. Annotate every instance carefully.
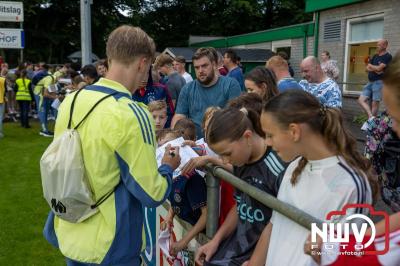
[195,107,287,266]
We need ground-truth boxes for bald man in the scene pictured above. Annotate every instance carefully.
[358,39,392,118]
[299,56,342,108]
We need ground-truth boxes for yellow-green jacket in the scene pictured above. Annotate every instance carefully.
[43,78,172,265]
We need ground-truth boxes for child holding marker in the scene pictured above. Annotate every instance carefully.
[159,122,207,257]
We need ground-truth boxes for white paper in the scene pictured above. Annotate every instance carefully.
[47,84,57,93]
[156,137,199,178]
[196,138,218,157]
[51,98,61,110]
[58,78,71,85]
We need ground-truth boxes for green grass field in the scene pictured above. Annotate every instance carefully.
[0,121,65,265]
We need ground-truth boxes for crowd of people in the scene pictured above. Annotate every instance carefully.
[0,60,108,138]
[1,24,398,265]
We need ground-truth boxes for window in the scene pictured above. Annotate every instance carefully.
[272,40,292,59]
[343,14,384,92]
[350,19,383,43]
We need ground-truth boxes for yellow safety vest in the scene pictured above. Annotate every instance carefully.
[0,77,5,104]
[15,78,32,101]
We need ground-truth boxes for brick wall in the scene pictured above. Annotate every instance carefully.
[318,0,400,82]
[290,38,304,79]
[317,0,399,120]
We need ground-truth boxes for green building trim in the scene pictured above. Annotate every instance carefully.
[305,0,367,13]
[190,22,314,48]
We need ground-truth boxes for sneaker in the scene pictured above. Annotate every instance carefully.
[360,116,375,131]
[39,130,54,137]
[361,121,369,131]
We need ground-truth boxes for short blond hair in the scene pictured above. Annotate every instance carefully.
[106,25,155,65]
[266,55,288,71]
[154,53,174,68]
[148,100,167,113]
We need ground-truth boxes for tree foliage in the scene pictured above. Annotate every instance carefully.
[139,0,311,50]
[1,0,311,65]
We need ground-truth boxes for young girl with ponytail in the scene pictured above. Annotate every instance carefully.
[256,89,376,266]
[302,52,400,266]
[194,107,287,266]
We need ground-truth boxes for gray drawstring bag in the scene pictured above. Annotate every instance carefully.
[40,89,117,223]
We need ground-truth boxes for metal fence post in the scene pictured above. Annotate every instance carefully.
[206,171,220,238]
[206,164,323,230]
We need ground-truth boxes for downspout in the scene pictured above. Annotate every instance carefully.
[313,11,320,57]
[303,26,308,58]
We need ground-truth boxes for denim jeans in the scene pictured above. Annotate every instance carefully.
[0,103,4,137]
[18,100,31,127]
[34,94,50,132]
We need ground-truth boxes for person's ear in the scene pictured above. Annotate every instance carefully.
[243,129,253,145]
[138,57,149,72]
[288,123,301,142]
[261,83,268,90]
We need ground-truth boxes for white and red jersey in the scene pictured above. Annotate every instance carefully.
[321,229,400,266]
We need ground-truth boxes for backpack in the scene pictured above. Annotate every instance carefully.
[30,71,54,95]
[40,89,118,223]
[31,71,50,87]
[364,112,400,212]
[381,136,400,212]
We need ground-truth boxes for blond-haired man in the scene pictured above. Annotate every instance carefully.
[43,25,180,266]
[266,55,302,92]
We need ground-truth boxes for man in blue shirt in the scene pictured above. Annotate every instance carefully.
[224,49,245,91]
[358,39,392,118]
[299,56,342,108]
[172,47,241,138]
[266,55,302,92]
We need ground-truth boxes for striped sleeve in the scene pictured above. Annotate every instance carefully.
[265,150,287,194]
[115,101,172,207]
[338,162,371,214]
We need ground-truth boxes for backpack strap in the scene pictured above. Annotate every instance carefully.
[67,88,121,208]
[67,89,117,130]
[91,182,120,209]
[68,89,83,129]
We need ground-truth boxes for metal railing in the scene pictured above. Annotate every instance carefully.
[204,164,324,238]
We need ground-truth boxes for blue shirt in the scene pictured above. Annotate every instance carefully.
[175,76,241,138]
[277,77,302,93]
[368,53,392,81]
[228,67,245,92]
[169,173,207,226]
[299,78,342,108]
[132,83,174,127]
